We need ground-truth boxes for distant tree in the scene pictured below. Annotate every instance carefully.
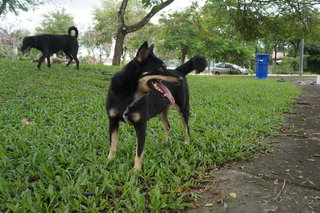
[199,1,255,66]
[199,0,320,68]
[35,8,75,35]
[94,0,174,65]
[124,23,158,58]
[0,0,42,16]
[0,23,30,58]
[80,30,112,59]
[158,4,202,64]
[93,0,146,44]
[304,42,320,73]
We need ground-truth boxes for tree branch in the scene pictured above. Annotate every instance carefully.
[0,0,8,15]
[118,0,129,28]
[126,0,174,33]
[252,0,320,5]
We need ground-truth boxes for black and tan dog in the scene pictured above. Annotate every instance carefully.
[106,42,207,171]
[21,26,80,69]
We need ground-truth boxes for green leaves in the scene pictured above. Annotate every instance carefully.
[35,8,75,35]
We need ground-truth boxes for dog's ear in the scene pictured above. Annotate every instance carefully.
[136,41,149,63]
[149,44,154,53]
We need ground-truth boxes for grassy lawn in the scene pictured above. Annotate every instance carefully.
[0,58,300,212]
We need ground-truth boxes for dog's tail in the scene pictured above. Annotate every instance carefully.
[68,26,78,38]
[175,55,208,76]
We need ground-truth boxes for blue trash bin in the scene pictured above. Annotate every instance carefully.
[256,54,269,79]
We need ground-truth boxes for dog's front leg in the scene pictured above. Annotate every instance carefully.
[133,122,147,172]
[108,118,119,159]
[36,55,46,69]
[47,56,51,67]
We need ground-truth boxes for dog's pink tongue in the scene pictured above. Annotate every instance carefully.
[157,83,175,105]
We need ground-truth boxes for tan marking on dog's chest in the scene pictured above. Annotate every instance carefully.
[109,108,119,117]
[131,112,141,122]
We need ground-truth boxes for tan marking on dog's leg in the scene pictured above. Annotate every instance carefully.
[131,112,141,122]
[160,110,170,141]
[134,136,144,172]
[182,121,190,144]
[108,130,118,159]
[175,105,190,144]
[108,108,118,118]
[134,153,144,172]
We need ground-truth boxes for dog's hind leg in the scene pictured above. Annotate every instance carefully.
[133,122,147,171]
[64,51,73,67]
[47,56,51,67]
[159,107,170,142]
[108,119,120,159]
[175,104,190,144]
[70,50,79,69]
[73,55,79,70]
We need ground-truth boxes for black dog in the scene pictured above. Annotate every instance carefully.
[106,42,207,171]
[21,26,80,69]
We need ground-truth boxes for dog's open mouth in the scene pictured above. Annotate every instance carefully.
[147,79,175,105]
[23,47,30,56]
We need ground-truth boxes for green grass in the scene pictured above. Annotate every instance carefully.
[0,58,300,212]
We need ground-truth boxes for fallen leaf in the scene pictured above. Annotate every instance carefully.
[212,177,227,183]
[216,197,224,203]
[192,201,200,208]
[83,141,88,147]
[21,119,33,125]
[175,187,181,193]
[175,186,188,193]
[313,154,320,158]
[263,206,278,212]
[223,165,231,169]
[205,203,214,207]
[306,159,315,162]
[239,165,245,170]
[229,192,237,198]
[211,190,222,195]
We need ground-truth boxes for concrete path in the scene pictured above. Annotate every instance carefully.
[184,77,320,213]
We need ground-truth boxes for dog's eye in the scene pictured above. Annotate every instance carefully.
[159,64,166,72]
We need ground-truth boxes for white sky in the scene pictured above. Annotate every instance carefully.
[1,0,202,34]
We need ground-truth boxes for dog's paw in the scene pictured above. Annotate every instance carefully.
[134,156,143,172]
[107,153,115,160]
[133,166,142,172]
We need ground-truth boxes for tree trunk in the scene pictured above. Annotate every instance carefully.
[180,49,187,64]
[112,29,127,65]
[111,0,174,66]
